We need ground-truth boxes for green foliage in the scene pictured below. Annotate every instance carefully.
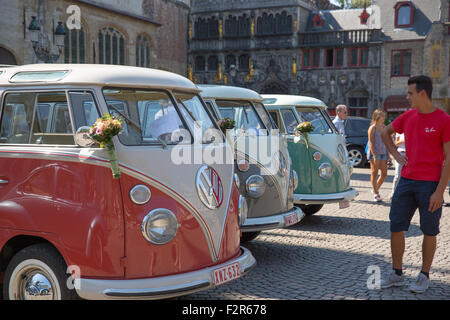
[335,0,370,9]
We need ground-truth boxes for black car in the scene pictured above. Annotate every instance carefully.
[343,117,371,168]
[331,116,371,168]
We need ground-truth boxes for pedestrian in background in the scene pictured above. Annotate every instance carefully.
[390,132,405,200]
[380,75,450,293]
[367,109,389,202]
[332,104,347,138]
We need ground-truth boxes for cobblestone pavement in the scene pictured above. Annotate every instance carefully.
[182,167,450,300]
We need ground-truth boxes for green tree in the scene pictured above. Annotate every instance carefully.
[335,0,370,9]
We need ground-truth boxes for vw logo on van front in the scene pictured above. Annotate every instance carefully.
[196,165,224,210]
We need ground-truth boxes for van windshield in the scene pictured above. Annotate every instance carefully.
[215,100,268,136]
[102,88,190,146]
[295,107,333,134]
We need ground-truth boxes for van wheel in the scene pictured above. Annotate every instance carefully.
[299,204,324,216]
[240,231,261,243]
[3,243,79,300]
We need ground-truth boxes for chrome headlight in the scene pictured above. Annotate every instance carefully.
[238,195,248,225]
[318,163,333,179]
[237,159,250,172]
[129,185,151,205]
[292,169,299,190]
[246,175,266,198]
[141,209,179,245]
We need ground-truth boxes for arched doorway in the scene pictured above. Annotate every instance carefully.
[0,47,18,65]
[259,81,288,94]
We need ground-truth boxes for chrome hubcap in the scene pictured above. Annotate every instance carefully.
[348,149,362,166]
[12,266,56,300]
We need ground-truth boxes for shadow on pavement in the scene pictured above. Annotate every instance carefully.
[286,214,423,240]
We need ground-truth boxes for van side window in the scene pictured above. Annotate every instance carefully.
[68,91,101,130]
[280,109,299,134]
[0,91,75,145]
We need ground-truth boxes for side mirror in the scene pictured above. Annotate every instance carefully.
[74,126,95,147]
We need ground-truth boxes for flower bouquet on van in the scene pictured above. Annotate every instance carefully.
[89,114,123,179]
[295,121,314,149]
[218,117,235,134]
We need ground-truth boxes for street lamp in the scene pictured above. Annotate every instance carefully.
[28,16,66,63]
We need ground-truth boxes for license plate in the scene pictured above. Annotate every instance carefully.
[339,200,350,209]
[213,262,242,286]
[284,212,298,226]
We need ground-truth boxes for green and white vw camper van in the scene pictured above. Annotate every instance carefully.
[199,86,304,242]
[263,95,358,215]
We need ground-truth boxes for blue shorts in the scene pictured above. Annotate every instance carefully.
[368,153,388,161]
[390,177,442,236]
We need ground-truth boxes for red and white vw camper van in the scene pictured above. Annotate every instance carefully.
[0,64,255,300]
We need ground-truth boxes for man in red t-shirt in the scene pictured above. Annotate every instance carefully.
[380,75,450,293]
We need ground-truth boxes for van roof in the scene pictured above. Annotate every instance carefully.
[262,94,327,109]
[0,64,199,92]
[198,85,263,102]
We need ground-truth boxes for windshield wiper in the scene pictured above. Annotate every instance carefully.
[108,104,142,133]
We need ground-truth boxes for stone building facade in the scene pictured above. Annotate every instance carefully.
[188,0,449,118]
[378,0,450,119]
[0,0,190,75]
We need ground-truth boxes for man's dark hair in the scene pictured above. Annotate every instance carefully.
[408,75,433,99]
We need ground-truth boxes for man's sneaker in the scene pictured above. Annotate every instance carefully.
[409,273,430,293]
[380,270,405,289]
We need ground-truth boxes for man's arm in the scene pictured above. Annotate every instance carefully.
[428,141,450,213]
[381,124,407,166]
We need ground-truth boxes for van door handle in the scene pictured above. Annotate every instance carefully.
[0,179,8,184]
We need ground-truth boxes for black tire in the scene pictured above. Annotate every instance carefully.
[347,146,366,168]
[3,243,79,300]
[299,204,324,216]
[240,231,261,243]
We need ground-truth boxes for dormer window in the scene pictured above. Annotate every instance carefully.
[394,1,415,28]
[360,9,370,25]
[313,13,323,28]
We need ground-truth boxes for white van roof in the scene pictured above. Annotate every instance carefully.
[198,85,263,102]
[262,94,327,109]
[0,64,199,92]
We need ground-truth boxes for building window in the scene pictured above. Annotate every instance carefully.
[335,48,344,67]
[360,47,369,66]
[136,35,151,68]
[325,49,334,67]
[394,2,414,28]
[302,49,311,68]
[207,55,218,71]
[64,25,85,63]
[256,11,292,35]
[360,9,370,25]
[302,49,320,68]
[349,48,358,66]
[195,56,205,72]
[312,49,320,68]
[391,49,411,76]
[239,54,250,71]
[98,27,125,65]
[313,13,323,28]
[325,48,344,68]
[194,17,219,39]
[348,96,368,117]
[275,11,292,34]
[225,54,236,71]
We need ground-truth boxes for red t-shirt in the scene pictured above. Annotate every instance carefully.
[392,107,450,181]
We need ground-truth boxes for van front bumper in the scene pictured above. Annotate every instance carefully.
[240,206,305,232]
[75,247,256,300]
[293,188,359,205]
